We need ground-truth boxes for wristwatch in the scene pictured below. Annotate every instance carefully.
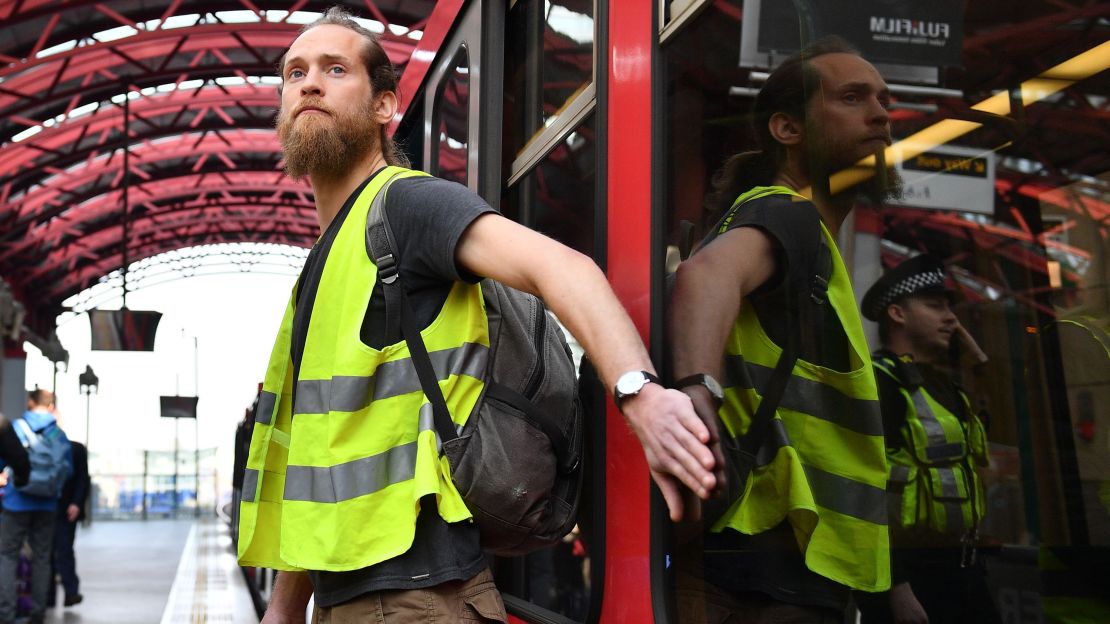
[613,370,661,409]
[674,373,725,405]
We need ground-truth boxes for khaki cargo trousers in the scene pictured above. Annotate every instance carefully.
[311,567,507,623]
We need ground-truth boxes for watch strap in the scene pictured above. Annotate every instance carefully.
[614,370,661,408]
[674,373,724,402]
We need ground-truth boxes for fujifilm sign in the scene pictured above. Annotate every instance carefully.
[741,0,964,73]
[870,17,952,44]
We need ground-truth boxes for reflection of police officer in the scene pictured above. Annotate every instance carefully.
[857,255,1000,624]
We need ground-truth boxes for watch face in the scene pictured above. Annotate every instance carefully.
[615,371,647,396]
[703,375,724,399]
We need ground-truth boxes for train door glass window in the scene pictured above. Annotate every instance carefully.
[502,115,597,258]
[492,113,600,624]
[504,0,596,177]
[431,45,470,185]
[658,1,1109,623]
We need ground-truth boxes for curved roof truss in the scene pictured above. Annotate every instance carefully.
[0,0,433,335]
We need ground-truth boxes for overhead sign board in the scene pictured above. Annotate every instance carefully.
[890,145,996,214]
[740,0,964,82]
[89,309,162,351]
[160,395,198,419]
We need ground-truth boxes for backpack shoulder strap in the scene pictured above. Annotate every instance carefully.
[366,175,459,446]
[738,206,831,465]
[810,233,833,305]
[366,169,412,346]
[12,418,35,448]
[739,277,801,461]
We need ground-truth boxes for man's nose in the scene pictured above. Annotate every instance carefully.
[869,97,889,126]
[300,68,324,96]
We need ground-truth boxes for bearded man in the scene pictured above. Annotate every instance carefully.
[240,8,719,623]
[670,36,902,622]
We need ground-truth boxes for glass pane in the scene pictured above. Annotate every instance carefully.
[504,0,595,164]
[492,114,597,622]
[433,45,470,185]
[660,1,1110,622]
[502,114,597,258]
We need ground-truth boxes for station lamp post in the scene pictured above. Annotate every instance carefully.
[78,365,98,451]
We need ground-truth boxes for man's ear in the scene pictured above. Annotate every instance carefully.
[768,111,803,146]
[887,303,907,327]
[373,91,398,126]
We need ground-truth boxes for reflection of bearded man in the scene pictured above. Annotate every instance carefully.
[806,119,903,206]
[821,154,904,206]
[276,97,377,180]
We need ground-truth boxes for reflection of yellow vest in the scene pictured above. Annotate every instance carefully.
[875,355,988,536]
[237,167,488,572]
[713,186,891,592]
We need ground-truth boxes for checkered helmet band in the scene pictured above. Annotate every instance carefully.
[872,268,947,317]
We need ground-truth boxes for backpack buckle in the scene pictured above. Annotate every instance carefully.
[377,253,398,284]
[810,274,829,305]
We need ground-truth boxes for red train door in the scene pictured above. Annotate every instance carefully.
[395,1,662,622]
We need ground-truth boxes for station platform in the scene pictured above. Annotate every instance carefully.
[39,517,258,624]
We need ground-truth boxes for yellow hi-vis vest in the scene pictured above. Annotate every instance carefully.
[237,166,487,572]
[712,186,891,592]
[874,355,988,536]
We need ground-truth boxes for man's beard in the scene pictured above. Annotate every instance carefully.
[276,98,377,181]
[845,161,903,206]
[805,143,904,206]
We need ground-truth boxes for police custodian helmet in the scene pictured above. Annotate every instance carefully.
[861,254,954,322]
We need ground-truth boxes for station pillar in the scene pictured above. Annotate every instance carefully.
[1,343,27,419]
[852,208,885,348]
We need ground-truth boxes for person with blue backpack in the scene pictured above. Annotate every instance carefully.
[0,389,73,624]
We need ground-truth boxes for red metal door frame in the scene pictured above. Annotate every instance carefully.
[602,1,655,622]
[397,1,660,620]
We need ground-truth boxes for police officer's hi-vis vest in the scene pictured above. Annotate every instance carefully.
[874,355,988,536]
[237,167,487,572]
[712,186,891,592]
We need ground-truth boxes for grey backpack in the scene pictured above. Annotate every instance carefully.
[366,174,584,555]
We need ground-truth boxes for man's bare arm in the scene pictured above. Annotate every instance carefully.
[456,213,716,520]
[671,227,778,380]
[670,226,779,500]
[261,571,313,624]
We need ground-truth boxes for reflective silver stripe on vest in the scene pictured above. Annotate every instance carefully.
[910,390,950,450]
[418,402,449,451]
[936,466,960,499]
[285,443,417,503]
[241,468,259,503]
[935,466,967,532]
[889,464,912,485]
[725,356,883,436]
[283,402,441,503]
[925,442,964,461]
[803,464,889,525]
[294,342,489,415]
[255,391,277,426]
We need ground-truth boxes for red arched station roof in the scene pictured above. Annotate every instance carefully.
[0,0,436,337]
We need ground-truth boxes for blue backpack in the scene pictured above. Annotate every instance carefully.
[12,418,71,498]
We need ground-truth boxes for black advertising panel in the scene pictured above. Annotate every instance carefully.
[89,309,162,351]
[160,395,198,419]
[756,0,964,68]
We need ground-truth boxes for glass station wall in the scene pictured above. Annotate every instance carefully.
[658,1,1109,622]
